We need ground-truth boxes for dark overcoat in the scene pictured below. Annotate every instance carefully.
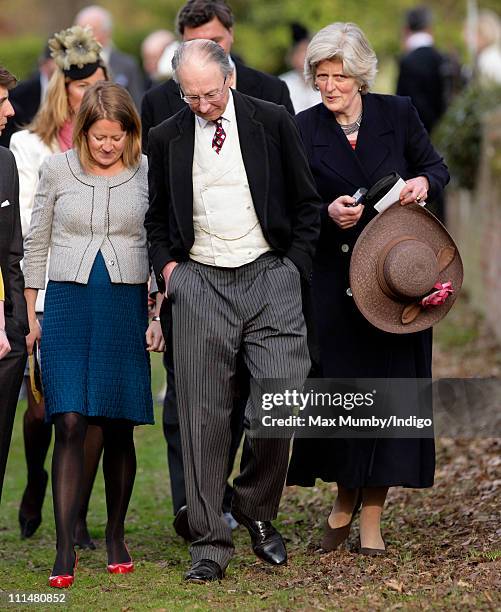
[287,93,449,488]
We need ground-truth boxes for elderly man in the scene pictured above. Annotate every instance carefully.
[75,5,144,107]
[142,0,295,543]
[0,66,28,502]
[141,0,294,150]
[145,40,320,581]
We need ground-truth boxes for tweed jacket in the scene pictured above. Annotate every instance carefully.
[23,149,150,289]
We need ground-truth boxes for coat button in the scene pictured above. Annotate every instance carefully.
[341,243,349,253]
[109,260,115,266]
[346,287,352,297]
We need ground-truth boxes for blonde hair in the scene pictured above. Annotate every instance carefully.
[73,81,141,171]
[28,65,108,149]
[304,22,377,94]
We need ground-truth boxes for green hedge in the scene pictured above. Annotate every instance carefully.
[0,37,46,80]
[434,83,501,190]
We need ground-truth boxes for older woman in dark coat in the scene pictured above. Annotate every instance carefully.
[287,22,449,554]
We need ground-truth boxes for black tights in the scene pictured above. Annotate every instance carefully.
[21,383,104,546]
[51,413,136,575]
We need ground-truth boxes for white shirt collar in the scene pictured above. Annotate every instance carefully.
[100,46,112,65]
[195,88,235,129]
[406,32,434,52]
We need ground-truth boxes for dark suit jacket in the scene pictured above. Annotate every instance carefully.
[145,90,321,292]
[109,48,145,109]
[141,59,294,152]
[0,74,41,148]
[0,147,28,337]
[396,46,448,133]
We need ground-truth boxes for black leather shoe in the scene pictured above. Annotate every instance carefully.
[184,559,224,582]
[173,505,193,542]
[19,470,49,539]
[231,508,287,565]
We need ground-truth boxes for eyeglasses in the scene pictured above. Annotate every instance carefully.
[180,77,227,105]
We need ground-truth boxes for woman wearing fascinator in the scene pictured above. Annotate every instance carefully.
[10,26,109,548]
[287,23,452,556]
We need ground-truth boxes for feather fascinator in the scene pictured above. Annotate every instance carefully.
[49,25,104,80]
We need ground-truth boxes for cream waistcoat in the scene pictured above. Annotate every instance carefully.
[190,92,270,267]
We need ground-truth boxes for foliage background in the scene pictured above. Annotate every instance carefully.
[1,0,501,80]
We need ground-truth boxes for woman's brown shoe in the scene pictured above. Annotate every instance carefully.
[359,538,386,556]
[321,521,352,552]
[320,492,362,552]
[359,546,386,556]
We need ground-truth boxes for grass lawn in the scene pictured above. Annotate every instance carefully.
[0,295,499,610]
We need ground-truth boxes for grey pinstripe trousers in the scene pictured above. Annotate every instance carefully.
[169,253,310,568]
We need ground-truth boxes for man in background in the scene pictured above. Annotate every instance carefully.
[279,23,320,113]
[0,47,55,148]
[75,5,144,108]
[397,6,454,222]
[396,6,451,134]
[141,29,178,90]
[0,66,28,502]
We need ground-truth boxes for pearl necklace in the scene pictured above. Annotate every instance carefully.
[337,109,363,135]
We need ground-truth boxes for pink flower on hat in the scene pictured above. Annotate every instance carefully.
[421,281,454,308]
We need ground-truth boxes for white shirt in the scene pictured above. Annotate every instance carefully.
[10,130,58,312]
[279,70,321,113]
[405,32,434,52]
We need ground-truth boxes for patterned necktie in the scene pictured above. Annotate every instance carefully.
[212,118,226,154]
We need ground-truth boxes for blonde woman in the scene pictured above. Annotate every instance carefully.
[11,26,107,544]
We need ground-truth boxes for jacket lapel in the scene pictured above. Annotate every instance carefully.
[355,93,394,180]
[233,90,269,221]
[313,93,395,190]
[169,107,195,245]
[314,104,367,188]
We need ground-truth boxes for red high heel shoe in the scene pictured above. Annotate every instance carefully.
[107,544,134,574]
[107,560,134,574]
[49,552,78,588]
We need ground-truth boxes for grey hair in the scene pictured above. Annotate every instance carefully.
[75,5,113,34]
[171,39,233,83]
[304,22,377,94]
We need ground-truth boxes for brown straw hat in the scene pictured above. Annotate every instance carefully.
[349,202,463,334]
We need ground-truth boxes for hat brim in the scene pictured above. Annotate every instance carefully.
[349,203,463,334]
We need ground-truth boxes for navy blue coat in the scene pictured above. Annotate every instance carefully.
[287,93,449,489]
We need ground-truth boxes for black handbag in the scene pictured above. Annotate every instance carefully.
[364,172,402,208]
